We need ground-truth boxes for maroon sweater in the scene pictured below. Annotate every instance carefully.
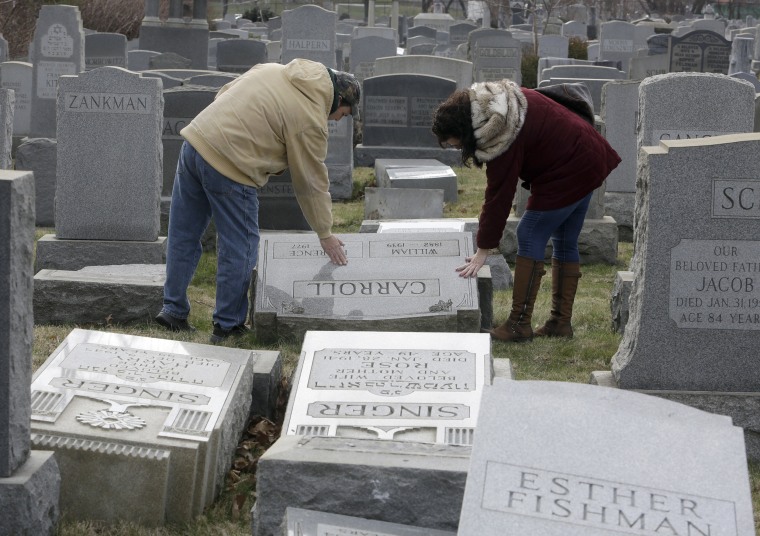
[476,88,621,249]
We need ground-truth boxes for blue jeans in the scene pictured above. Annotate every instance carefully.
[516,192,592,263]
[161,141,260,329]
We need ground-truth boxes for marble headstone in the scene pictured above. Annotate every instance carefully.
[84,32,127,71]
[251,232,481,341]
[283,330,491,445]
[30,5,85,138]
[281,5,337,68]
[457,379,755,535]
[30,329,275,525]
[0,61,32,137]
[471,34,522,84]
[216,39,267,73]
[14,138,57,227]
[637,73,755,153]
[349,35,397,82]
[373,55,473,89]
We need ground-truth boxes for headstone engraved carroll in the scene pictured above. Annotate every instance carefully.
[283,331,491,444]
[251,232,481,342]
[457,379,756,535]
[30,329,276,525]
[281,5,336,68]
[613,134,760,392]
[30,5,85,138]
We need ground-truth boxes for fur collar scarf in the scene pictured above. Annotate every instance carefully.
[468,80,528,162]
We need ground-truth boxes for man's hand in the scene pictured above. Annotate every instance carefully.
[456,247,489,278]
[320,235,348,265]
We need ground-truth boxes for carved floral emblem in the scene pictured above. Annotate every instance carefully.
[76,409,146,430]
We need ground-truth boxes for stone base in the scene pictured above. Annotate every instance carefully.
[160,197,216,252]
[253,308,482,344]
[0,451,60,536]
[604,191,634,242]
[251,436,470,536]
[591,371,760,461]
[251,350,284,421]
[477,265,493,330]
[34,234,167,273]
[364,187,444,220]
[499,216,618,265]
[610,270,633,334]
[33,265,165,325]
[354,145,462,168]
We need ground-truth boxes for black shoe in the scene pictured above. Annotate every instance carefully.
[155,311,196,332]
[210,323,250,344]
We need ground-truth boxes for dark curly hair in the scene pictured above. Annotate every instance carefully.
[431,90,481,168]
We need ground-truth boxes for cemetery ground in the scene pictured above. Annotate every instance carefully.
[28,165,760,535]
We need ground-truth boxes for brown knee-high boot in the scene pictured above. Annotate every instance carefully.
[534,258,582,338]
[490,256,546,342]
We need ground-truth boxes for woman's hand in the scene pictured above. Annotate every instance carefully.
[456,247,489,278]
[320,235,348,265]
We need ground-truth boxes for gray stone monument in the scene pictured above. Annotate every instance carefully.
[538,35,569,58]
[127,49,160,71]
[282,330,492,444]
[35,67,166,271]
[471,33,522,84]
[281,5,337,68]
[31,328,281,525]
[250,232,481,342]
[349,35,397,82]
[15,138,57,227]
[598,20,639,75]
[0,61,32,139]
[355,74,460,167]
[0,170,60,536]
[84,32,127,71]
[216,39,267,73]
[598,133,760,461]
[373,55,474,89]
[458,378,755,535]
[669,30,731,74]
[139,0,209,69]
[282,507,455,535]
[377,161,458,202]
[600,80,641,241]
[33,264,164,325]
[364,187,445,220]
[324,115,354,200]
[0,89,13,170]
[30,5,85,138]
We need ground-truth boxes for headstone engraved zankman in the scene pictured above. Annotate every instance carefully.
[282,331,491,444]
[251,232,481,342]
[30,329,277,525]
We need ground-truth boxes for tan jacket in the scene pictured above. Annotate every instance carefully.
[181,59,335,238]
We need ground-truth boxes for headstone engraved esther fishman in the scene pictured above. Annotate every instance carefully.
[457,379,756,535]
[30,329,279,525]
[282,331,491,445]
[251,232,481,342]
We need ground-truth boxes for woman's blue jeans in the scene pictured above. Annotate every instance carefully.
[161,141,260,329]
[516,192,593,262]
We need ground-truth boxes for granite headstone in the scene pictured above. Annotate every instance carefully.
[30,5,85,138]
[216,39,267,73]
[458,379,755,535]
[281,5,337,68]
[14,138,57,227]
[84,32,127,71]
[0,61,32,138]
[251,232,481,341]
